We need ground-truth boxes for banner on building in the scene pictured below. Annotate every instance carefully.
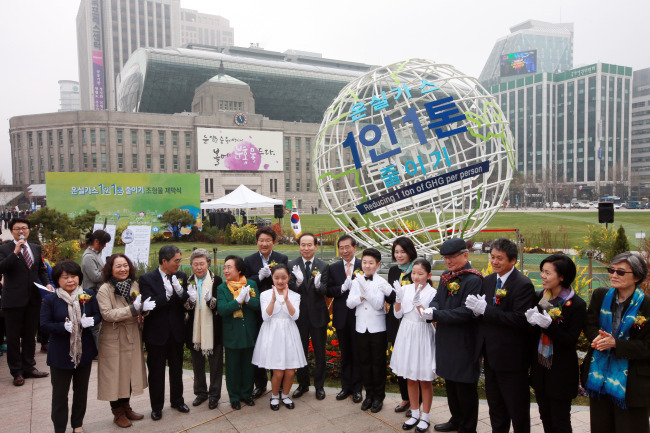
[196,127,283,171]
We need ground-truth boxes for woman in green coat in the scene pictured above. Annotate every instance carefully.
[216,255,260,410]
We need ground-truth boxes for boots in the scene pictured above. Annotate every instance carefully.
[122,402,144,420]
[111,406,132,428]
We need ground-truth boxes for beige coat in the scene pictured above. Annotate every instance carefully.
[96,281,148,401]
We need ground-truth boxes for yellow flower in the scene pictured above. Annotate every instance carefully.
[326,329,334,337]
[130,290,140,298]
[248,287,256,298]
[548,307,563,320]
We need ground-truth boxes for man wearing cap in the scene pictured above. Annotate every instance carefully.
[422,238,483,433]
[465,237,535,433]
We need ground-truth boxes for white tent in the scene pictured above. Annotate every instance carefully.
[200,184,283,209]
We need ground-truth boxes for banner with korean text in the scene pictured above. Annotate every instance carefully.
[196,127,283,171]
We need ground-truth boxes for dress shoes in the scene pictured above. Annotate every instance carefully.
[336,390,351,400]
[251,387,266,399]
[433,421,458,432]
[193,395,208,406]
[150,410,162,421]
[360,398,373,411]
[283,398,295,409]
[406,409,412,418]
[241,397,255,407]
[395,401,410,413]
[352,392,363,403]
[230,401,241,410]
[370,400,383,413]
[402,417,419,431]
[13,375,25,386]
[292,386,309,398]
[208,397,219,410]
[315,388,326,400]
[416,420,431,432]
[171,403,190,413]
[270,397,280,411]
[24,369,49,378]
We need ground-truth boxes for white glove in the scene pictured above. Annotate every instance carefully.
[357,278,367,297]
[392,281,405,304]
[525,307,537,325]
[314,272,322,288]
[142,297,156,312]
[163,277,174,298]
[421,307,435,321]
[258,265,271,280]
[64,320,73,333]
[187,284,197,303]
[204,287,211,303]
[292,265,304,284]
[535,310,553,329]
[235,287,248,304]
[341,276,352,293]
[413,284,423,307]
[132,294,142,311]
[244,286,251,304]
[171,275,184,296]
[80,314,94,328]
[465,294,487,315]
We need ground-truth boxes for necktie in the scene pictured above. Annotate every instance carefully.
[305,261,311,278]
[493,277,502,305]
[345,262,351,277]
[22,245,33,269]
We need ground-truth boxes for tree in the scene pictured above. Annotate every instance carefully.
[160,208,195,240]
[73,209,100,234]
[28,208,80,244]
[611,225,630,261]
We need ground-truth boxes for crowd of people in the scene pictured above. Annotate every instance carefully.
[0,219,649,433]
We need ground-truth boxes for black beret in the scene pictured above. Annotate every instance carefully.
[439,238,467,256]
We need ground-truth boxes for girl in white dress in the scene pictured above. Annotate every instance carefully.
[251,264,306,410]
[390,258,437,432]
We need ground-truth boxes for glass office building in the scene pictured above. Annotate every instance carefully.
[116,45,373,123]
[632,67,650,196]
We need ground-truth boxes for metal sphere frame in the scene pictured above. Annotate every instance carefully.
[314,58,515,255]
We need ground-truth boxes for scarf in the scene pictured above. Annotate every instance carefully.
[585,287,645,408]
[227,275,247,319]
[439,268,484,287]
[537,287,574,368]
[56,286,84,368]
[398,261,414,274]
[110,277,134,303]
[191,272,215,355]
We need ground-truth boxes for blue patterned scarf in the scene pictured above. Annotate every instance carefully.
[585,286,644,408]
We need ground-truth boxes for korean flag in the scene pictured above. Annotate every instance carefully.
[290,206,302,237]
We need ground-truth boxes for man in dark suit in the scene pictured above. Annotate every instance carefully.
[139,245,190,421]
[243,226,288,398]
[422,238,483,433]
[465,237,536,433]
[326,234,363,403]
[288,233,330,400]
[0,217,54,386]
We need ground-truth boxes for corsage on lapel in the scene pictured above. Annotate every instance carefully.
[634,315,647,330]
[400,272,411,286]
[548,306,563,323]
[447,280,460,296]
[353,269,364,278]
[311,269,319,277]
[494,288,507,305]
[268,261,278,271]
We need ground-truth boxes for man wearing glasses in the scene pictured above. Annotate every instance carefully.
[0,218,54,386]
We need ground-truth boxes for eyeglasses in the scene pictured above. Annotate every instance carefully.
[12,227,30,232]
[443,251,466,260]
[607,267,634,276]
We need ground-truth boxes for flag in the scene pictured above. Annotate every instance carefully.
[285,200,293,210]
[290,206,302,237]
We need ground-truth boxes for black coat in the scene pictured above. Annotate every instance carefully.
[139,269,189,346]
[243,250,288,293]
[288,257,330,328]
[581,287,650,408]
[185,271,223,348]
[40,290,101,370]
[0,241,49,308]
[385,266,411,344]
[429,263,483,383]
[326,258,362,331]
[476,268,536,372]
[529,290,586,400]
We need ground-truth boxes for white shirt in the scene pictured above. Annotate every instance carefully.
[13,239,34,263]
[496,266,515,288]
[346,274,391,333]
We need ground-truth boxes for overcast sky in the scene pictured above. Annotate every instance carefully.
[1,0,648,183]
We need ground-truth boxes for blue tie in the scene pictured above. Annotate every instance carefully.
[493,277,502,305]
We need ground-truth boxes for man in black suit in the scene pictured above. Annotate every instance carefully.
[0,217,54,386]
[421,238,483,433]
[288,233,330,400]
[326,234,363,403]
[139,245,190,421]
[465,238,536,433]
[243,226,288,398]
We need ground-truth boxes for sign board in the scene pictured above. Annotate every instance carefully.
[196,127,283,171]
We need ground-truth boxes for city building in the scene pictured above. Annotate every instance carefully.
[58,80,81,112]
[632,68,650,198]
[484,62,633,203]
[116,45,373,122]
[479,20,574,89]
[180,8,233,47]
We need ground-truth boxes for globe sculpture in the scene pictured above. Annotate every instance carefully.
[314,58,515,255]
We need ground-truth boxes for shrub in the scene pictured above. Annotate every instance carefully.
[230,224,257,245]
[577,224,617,263]
[611,225,630,260]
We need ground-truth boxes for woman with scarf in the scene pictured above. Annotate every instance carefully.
[581,252,650,433]
[525,254,586,433]
[40,260,102,433]
[216,255,260,410]
[385,237,418,414]
[97,253,155,428]
[184,248,223,410]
